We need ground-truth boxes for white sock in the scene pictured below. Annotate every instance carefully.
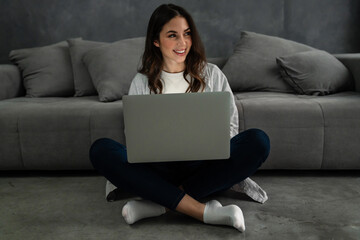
[121,199,166,224]
[203,200,245,232]
[231,178,268,204]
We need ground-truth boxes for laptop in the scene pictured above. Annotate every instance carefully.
[122,91,231,163]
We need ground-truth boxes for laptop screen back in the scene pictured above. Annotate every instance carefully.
[123,91,231,163]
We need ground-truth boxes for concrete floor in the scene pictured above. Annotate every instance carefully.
[1,170,360,240]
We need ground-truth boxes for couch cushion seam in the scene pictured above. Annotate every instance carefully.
[89,105,94,150]
[310,98,326,169]
[17,116,25,169]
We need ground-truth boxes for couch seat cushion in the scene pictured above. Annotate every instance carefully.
[310,92,360,169]
[0,97,125,169]
[234,91,360,169]
[234,91,324,169]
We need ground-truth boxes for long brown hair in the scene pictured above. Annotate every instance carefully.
[139,4,207,94]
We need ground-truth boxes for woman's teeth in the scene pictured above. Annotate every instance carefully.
[174,50,185,53]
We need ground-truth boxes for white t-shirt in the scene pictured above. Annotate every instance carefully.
[160,70,190,94]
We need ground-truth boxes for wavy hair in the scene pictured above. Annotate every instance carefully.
[139,4,207,94]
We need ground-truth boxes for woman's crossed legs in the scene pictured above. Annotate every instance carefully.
[89,128,270,231]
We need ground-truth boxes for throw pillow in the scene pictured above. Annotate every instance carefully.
[276,50,353,95]
[82,37,145,102]
[67,38,106,96]
[0,64,25,100]
[9,40,76,97]
[222,31,316,93]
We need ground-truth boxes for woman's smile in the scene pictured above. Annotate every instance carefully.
[173,48,186,56]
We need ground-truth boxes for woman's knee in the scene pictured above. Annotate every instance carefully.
[90,138,109,167]
[89,138,124,168]
[233,128,270,161]
[90,137,110,157]
[246,128,270,160]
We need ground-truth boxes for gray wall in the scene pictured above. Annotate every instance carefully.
[1,0,359,64]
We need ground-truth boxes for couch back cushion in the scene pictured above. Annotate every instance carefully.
[222,31,315,93]
[207,57,227,69]
[0,64,24,100]
[277,50,354,95]
[67,39,106,97]
[82,37,145,102]
[9,40,76,97]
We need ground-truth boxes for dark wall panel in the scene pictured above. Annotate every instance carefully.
[188,0,285,57]
[285,0,360,53]
[0,0,359,64]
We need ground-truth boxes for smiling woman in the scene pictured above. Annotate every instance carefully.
[89,3,270,232]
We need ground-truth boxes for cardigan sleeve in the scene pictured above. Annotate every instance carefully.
[209,64,239,138]
[224,78,239,138]
[128,73,148,95]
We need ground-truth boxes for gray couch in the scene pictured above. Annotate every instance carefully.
[1,32,360,170]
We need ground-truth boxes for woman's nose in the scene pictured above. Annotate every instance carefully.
[177,35,186,47]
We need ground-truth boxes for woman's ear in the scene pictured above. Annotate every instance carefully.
[154,40,160,48]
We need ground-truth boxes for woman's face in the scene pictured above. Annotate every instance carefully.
[154,16,192,72]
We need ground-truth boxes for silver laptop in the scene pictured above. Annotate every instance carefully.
[122,91,231,163]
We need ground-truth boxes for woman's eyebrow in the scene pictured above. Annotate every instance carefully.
[166,28,191,34]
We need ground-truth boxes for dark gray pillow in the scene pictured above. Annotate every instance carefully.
[222,31,315,93]
[9,40,75,97]
[276,50,353,95]
[67,38,106,97]
[82,37,145,102]
[207,57,227,69]
[0,64,25,100]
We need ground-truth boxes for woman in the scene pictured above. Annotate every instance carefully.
[90,4,270,232]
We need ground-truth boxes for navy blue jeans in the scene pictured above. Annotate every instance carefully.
[89,128,270,211]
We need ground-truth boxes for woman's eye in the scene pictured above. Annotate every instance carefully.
[169,34,176,38]
[185,32,191,36]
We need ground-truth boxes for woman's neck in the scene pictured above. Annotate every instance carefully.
[162,61,185,73]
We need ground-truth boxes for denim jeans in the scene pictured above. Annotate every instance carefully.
[89,128,270,210]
